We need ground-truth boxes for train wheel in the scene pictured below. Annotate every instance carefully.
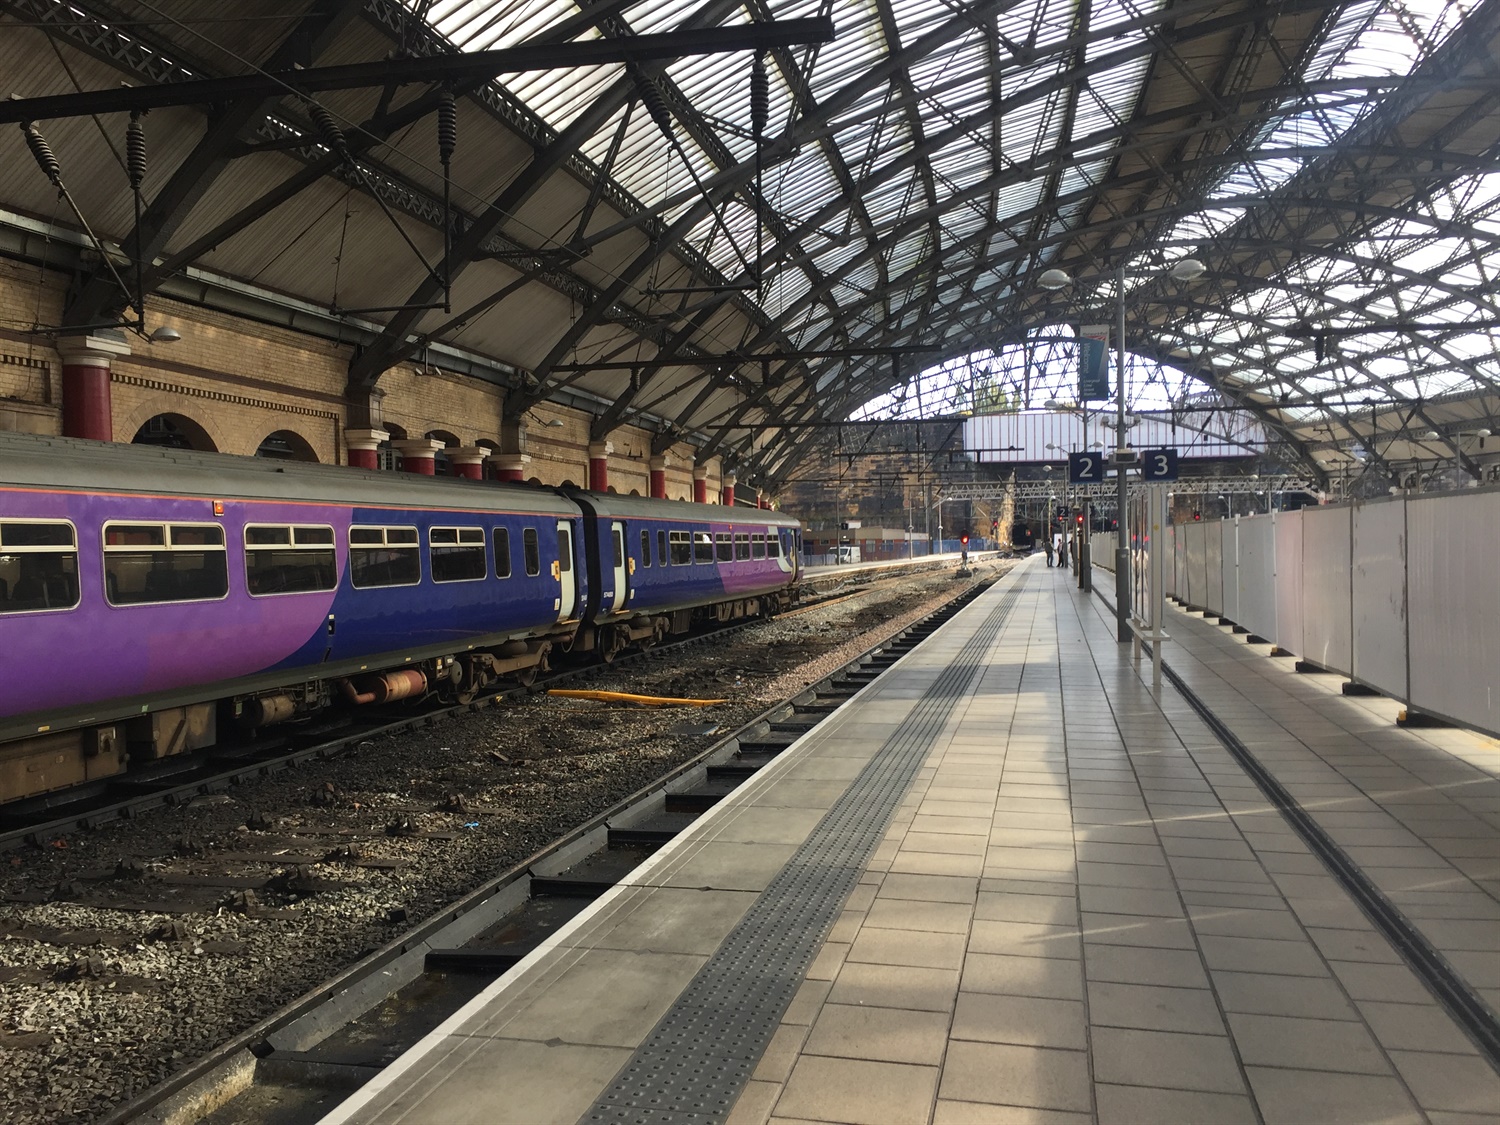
[600,626,628,663]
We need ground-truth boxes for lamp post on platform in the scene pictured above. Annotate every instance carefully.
[1038,257,1205,641]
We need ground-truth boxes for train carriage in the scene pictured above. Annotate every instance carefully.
[0,431,800,803]
[567,491,800,660]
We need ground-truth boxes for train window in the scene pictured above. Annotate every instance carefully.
[430,527,486,583]
[639,530,650,568]
[657,529,667,566]
[0,520,79,614]
[693,531,713,564]
[613,530,625,569]
[737,533,752,561]
[492,527,511,579]
[750,533,765,560]
[244,524,336,596]
[104,522,227,605]
[557,527,571,572]
[767,531,782,559]
[348,525,420,589]
[669,530,691,565]
[715,532,732,563]
[523,528,540,576]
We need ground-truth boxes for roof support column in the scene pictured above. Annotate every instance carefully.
[58,333,130,442]
[394,438,444,475]
[649,455,669,499]
[489,453,530,482]
[345,427,389,469]
[692,462,709,504]
[721,472,736,507]
[449,447,487,480]
[588,440,613,493]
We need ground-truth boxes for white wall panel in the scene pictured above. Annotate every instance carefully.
[1300,505,1353,674]
[1204,520,1224,616]
[1406,490,1500,736]
[1275,510,1304,656]
[1236,514,1277,641]
[1219,519,1238,624]
[1351,499,1408,700]
[1185,522,1208,608]
[1165,525,1178,598]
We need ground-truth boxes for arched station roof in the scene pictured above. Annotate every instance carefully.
[3,0,1498,490]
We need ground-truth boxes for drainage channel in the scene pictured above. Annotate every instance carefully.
[1093,585,1500,1073]
[109,580,991,1125]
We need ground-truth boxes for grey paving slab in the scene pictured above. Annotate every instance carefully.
[322,563,1500,1125]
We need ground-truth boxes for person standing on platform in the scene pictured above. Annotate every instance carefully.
[1057,527,1069,569]
[1044,531,1055,566]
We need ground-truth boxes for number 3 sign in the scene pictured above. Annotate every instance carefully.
[1141,448,1179,481]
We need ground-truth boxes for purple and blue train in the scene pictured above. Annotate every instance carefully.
[0,430,802,803]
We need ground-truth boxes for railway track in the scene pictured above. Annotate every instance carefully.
[0,581,893,853]
[97,576,994,1125]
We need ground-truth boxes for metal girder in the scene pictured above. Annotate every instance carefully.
[511,0,1032,415]
[1,20,835,123]
[344,0,773,390]
[937,478,1316,501]
[60,0,362,328]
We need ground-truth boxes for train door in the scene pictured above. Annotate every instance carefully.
[555,520,576,622]
[608,521,628,613]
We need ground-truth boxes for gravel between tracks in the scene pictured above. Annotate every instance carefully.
[0,558,1012,1125]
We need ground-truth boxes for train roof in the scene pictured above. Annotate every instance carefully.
[0,430,579,516]
[566,488,800,527]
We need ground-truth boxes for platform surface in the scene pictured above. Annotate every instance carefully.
[320,559,1500,1125]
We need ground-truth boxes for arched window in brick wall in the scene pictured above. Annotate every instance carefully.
[132,413,216,452]
[255,429,318,462]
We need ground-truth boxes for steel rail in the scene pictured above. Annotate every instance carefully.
[96,573,996,1125]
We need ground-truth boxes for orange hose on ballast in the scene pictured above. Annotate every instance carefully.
[546,689,726,707]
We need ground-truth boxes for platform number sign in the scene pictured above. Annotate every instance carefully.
[1068,451,1106,483]
[1141,448,1179,481]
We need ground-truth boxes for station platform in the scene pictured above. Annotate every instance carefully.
[319,558,1500,1125]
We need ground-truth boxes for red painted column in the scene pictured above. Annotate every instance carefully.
[57,334,130,441]
[692,464,709,504]
[588,441,612,492]
[345,427,388,470]
[721,472,736,507]
[449,446,486,480]
[489,453,530,482]
[649,455,668,499]
[394,438,443,475]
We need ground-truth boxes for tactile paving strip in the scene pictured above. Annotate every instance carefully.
[583,580,1025,1124]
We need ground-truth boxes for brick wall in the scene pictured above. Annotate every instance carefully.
[0,262,725,491]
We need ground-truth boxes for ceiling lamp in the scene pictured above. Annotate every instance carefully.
[1169,258,1206,282]
[1037,269,1070,290]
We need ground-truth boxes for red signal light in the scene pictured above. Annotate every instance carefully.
[960,534,969,546]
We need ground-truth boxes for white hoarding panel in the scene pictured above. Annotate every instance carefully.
[1406,490,1500,737]
[1275,510,1304,656]
[1236,514,1277,641]
[1220,519,1238,624]
[1174,524,1187,600]
[1204,519,1224,616]
[1351,499,1408,700]
[1300,505,1353,675]
[1185,521,1208,608]
[1165,524,1178,597]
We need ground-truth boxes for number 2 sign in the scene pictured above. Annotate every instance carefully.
[1068,451,1105,483]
